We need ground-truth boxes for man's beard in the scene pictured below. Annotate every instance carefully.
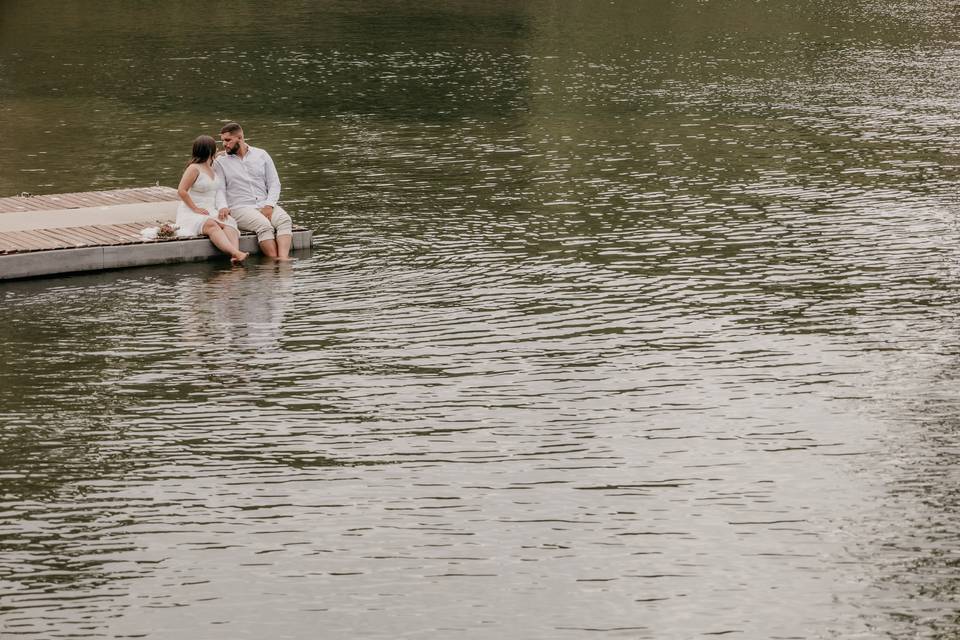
[226,144,240,155]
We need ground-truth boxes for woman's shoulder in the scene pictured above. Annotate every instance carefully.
[179,163,201,182]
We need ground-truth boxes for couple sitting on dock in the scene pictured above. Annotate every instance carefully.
[175,121,293,264]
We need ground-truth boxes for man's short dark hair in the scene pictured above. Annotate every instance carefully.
[220,121,243,135]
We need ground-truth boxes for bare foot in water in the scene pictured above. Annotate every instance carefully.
[274,256,293,262]
[231,251,249,265]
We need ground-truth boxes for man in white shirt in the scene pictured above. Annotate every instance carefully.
[215,122,293,260]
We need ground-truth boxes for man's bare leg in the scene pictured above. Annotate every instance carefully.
[277,234,292,260]
[259,238,278,258]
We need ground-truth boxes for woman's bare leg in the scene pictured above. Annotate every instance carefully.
[223,226,247,264]
[203,220,248,263]
[223,226,241,252]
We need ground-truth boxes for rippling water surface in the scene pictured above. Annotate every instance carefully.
[2,1,960,638]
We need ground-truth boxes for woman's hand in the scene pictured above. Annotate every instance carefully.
[195,208,210,216]
[218,208,231,221]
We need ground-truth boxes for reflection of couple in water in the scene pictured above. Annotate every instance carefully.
[180,263,293,352]
[175,121,294,264]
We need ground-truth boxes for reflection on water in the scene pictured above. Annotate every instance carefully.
[178,264,293,353]
[2,0,960,638]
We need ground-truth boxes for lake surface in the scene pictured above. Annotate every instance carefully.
[2,1,960,637]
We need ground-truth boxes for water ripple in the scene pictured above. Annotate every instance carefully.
[3,0,960,638]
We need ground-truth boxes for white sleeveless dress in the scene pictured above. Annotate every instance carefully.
[175,168,239,237]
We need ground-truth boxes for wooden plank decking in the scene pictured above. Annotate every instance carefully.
[0,186,178,214]
[0,187,180,253]
[0,222,170,254]
[0,187,313,280]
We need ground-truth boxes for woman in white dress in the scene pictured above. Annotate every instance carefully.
[176,135,248,264]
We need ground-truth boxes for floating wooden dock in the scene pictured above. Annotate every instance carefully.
[0,187,313,281]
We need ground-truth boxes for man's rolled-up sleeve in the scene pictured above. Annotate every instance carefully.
[259,153,281,208]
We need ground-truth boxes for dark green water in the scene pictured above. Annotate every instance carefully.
[2,1,960,638]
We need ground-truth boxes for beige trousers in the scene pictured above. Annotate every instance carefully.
[231,205,293,242]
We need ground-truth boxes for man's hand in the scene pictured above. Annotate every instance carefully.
[259,205,274,220]
[218,207,231,221]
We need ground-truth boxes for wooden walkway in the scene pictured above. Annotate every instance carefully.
[0,185,177,214]
[0,186,180,255]
[0,222,172,254]
[0,186,313,280]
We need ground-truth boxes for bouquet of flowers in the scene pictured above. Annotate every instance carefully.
[140,223,180,241]
[156,223,179,239]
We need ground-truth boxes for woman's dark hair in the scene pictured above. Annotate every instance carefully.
[189,135,217,167]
